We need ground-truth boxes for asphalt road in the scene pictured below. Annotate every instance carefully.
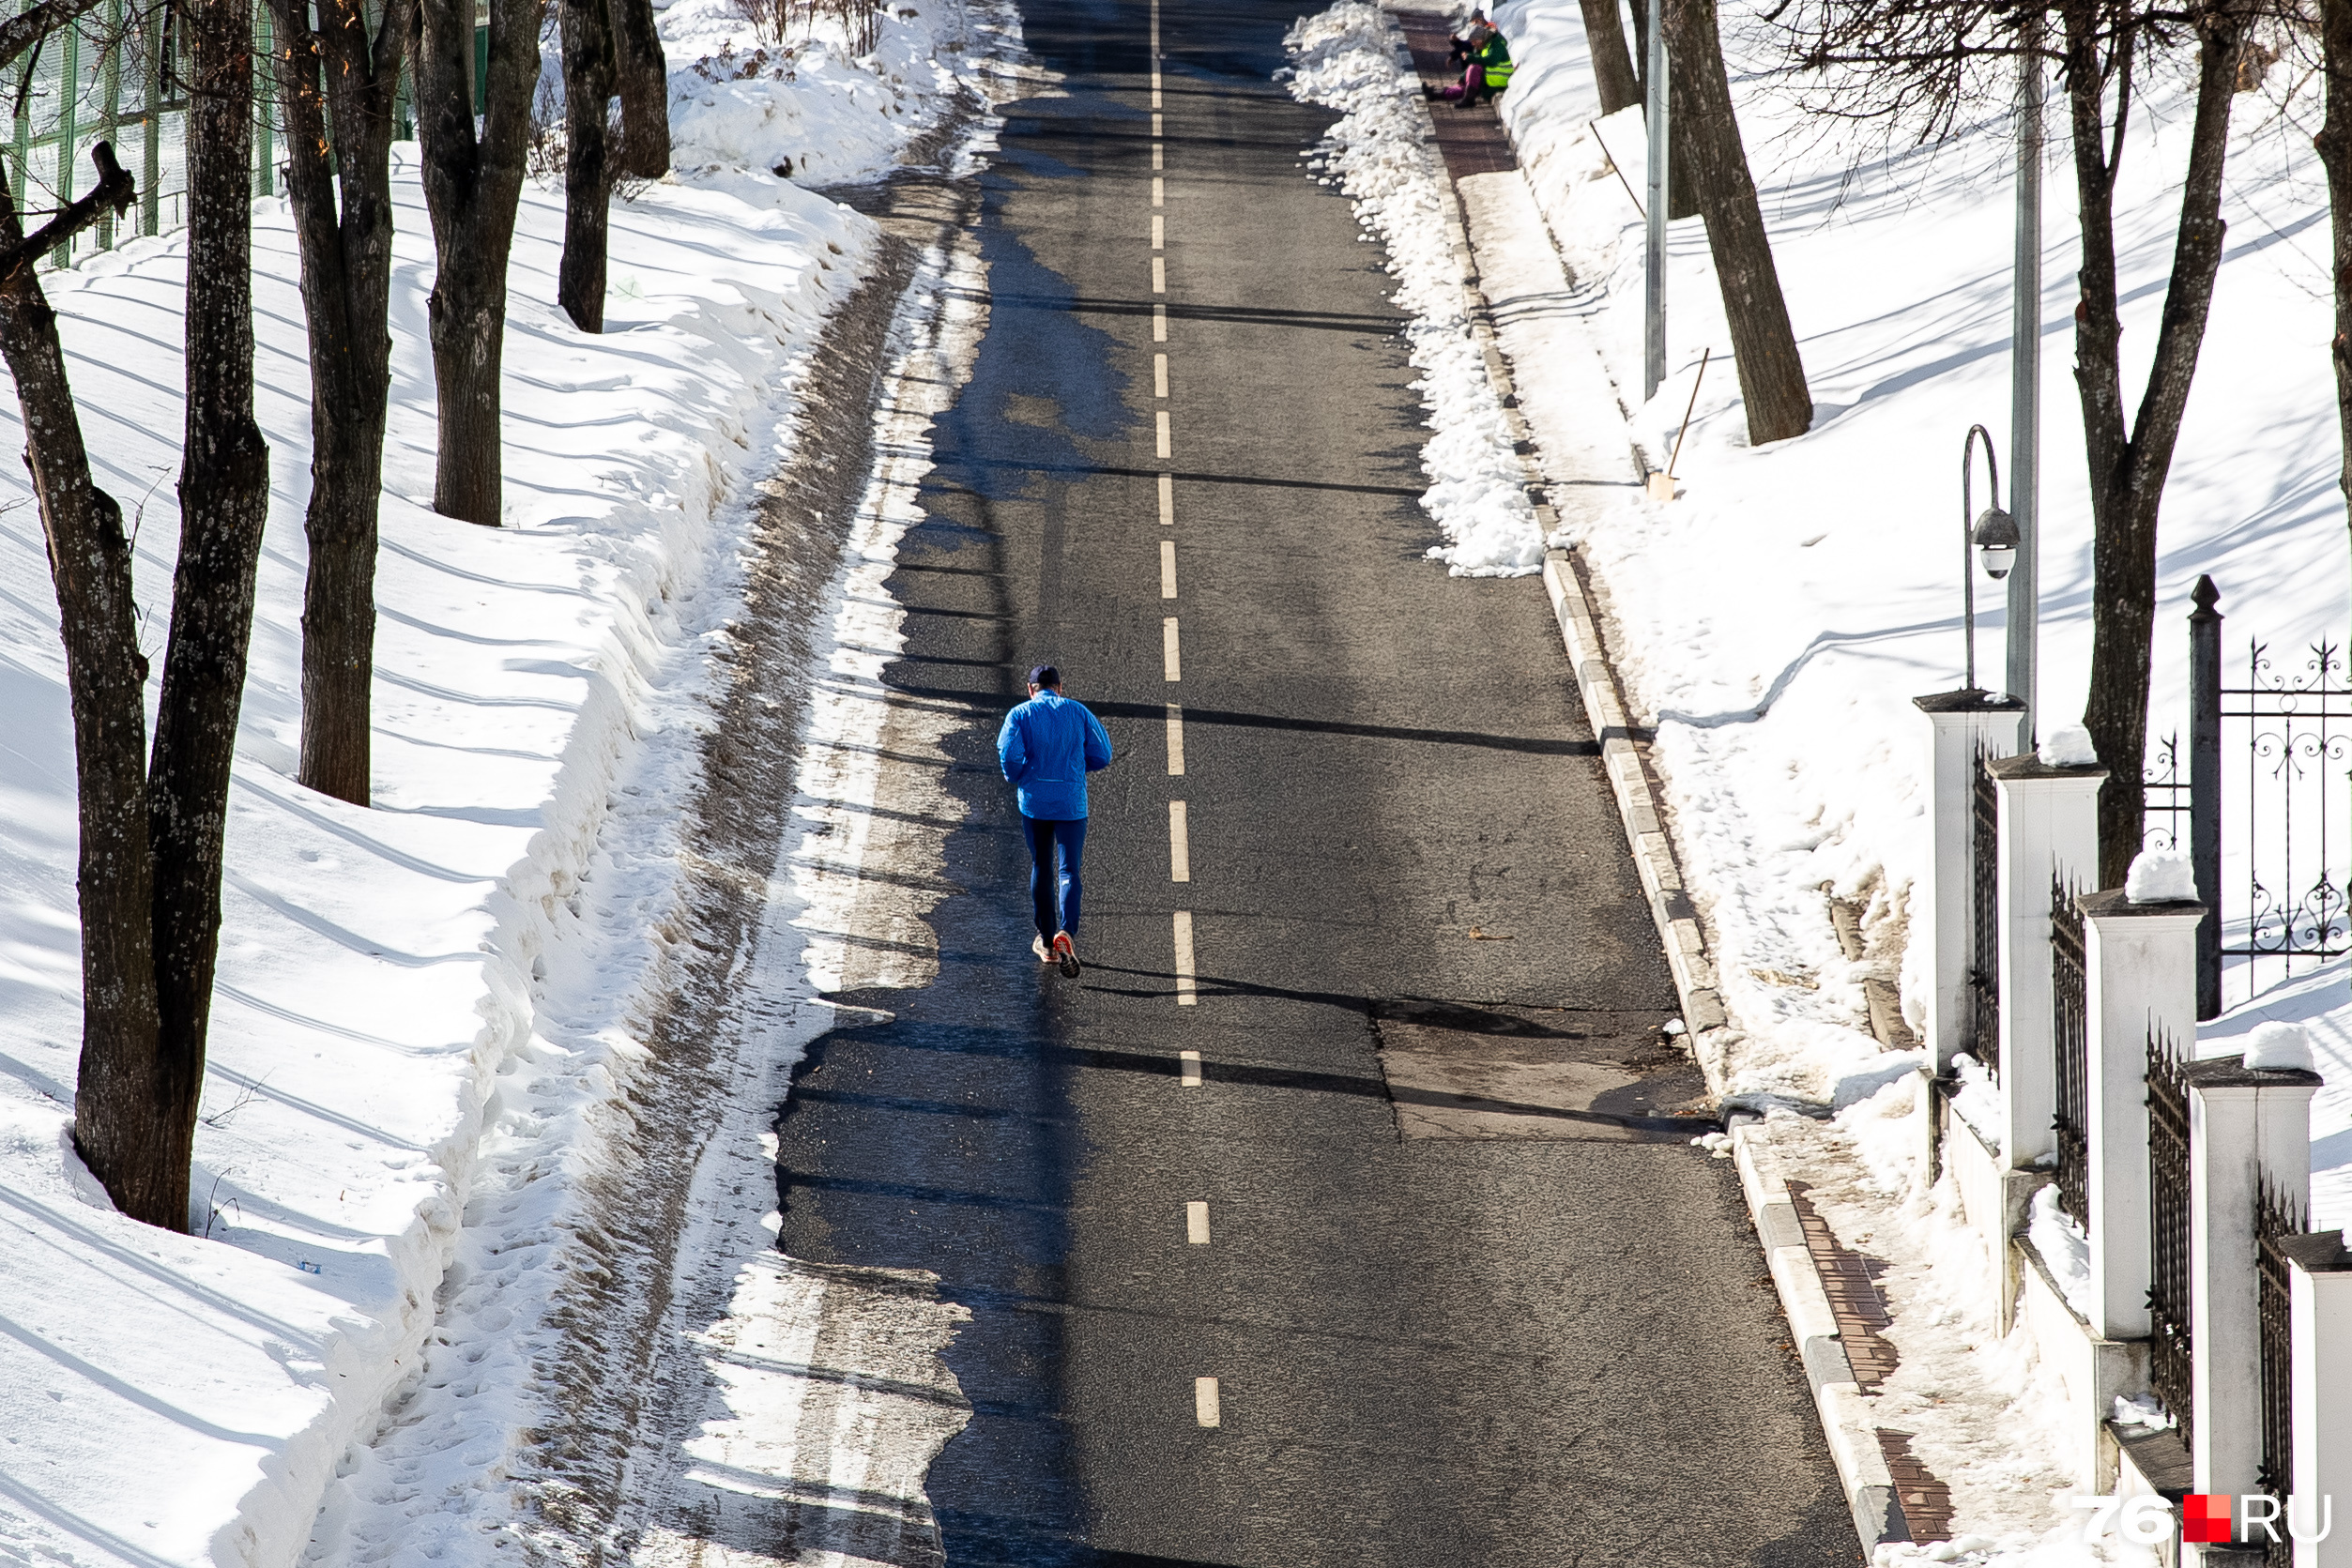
[771,0,1859,1560]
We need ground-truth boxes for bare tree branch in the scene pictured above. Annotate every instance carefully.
[0,139,133,289]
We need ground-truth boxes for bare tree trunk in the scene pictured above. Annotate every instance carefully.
[0,146,176,1223]
[559,0,618,333]
[2319,0,2352,576]
[270,0,413,806]
[145,0,273,1228]
[2066,5,2240,885]
[1663,0,1811,444]
[1580,0,1641,114]
[609,0,667,178]
[417,0,548,524]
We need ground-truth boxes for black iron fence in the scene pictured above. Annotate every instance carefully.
[2257,1176,2305,1568]
[2163,576,2352,1018]
[2148,1027,2192,1439]
[2144,731,2190,855]
[2051,874,2088,1226]
[1970,749,2001,1074]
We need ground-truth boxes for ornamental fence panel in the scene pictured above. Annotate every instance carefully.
[1969,746,2001,1075]
[2050,874,2088,1226]
[2144,575,2352,1017]
[2146,1026,2193,1440]
[2256,1176,2306,1568]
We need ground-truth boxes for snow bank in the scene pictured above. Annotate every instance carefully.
[0,1,1009,1562]
[1279,2,1544,576]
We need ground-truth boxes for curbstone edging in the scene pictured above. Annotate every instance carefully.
[1539,548,1727,1043]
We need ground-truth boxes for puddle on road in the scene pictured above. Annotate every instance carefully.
[1370,998,1712,1141]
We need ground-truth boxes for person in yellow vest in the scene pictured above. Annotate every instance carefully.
[1435,12,1514,108]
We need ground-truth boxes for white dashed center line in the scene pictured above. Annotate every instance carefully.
[1168,799,1190,881]
[1154,353,1168,397]
[1153,303,1168,341]
[1158,471,1174,523]
[1155,410,1171,458]
[1153,141,1164,170]
[1162,617,1181,680]
[1172,911,1198,1005]
[1153,175,1165,206]
[1179,1046,1202,1085]
[1195,1377,1221,1427]
[1160,538,1177,598]
[1153,112,1164,137]
[1186,1201,1210,1244]
[1153,257,1166,293]
[1152,214,1164,250]
[1165,702,1185,774]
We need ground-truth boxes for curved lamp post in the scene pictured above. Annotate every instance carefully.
[1963,422,2021,692]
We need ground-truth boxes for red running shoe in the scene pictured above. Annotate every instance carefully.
[1051,931,1080,978]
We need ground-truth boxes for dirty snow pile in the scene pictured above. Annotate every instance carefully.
[0,2,1013,1564]
[1279,2,1544,576]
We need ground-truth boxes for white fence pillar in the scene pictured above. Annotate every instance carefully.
[1913,693,2026,1073]
[2080,891,2202,1341]
[2191,1059,2320,1508]
[1991,754,2103,1170]
[2290,1238,2352,1567]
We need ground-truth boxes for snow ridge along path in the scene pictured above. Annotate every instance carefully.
[0,3,1018,1564]
[1280,1,1544,577]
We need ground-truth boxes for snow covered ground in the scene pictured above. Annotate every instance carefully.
[0,3,1015,1563]
[1291,0,2352,1557]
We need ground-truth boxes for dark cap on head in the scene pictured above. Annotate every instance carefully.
[1028,664,1061,689]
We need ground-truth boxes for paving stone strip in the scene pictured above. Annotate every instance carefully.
[1785,1180,1899,1391]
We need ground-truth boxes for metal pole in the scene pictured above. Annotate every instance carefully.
[1642,0,1667,403]
[2007,17,2043,741]
[2190,575,2222,1019]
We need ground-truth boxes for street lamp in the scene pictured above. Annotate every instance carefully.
[1963,423,2017,692]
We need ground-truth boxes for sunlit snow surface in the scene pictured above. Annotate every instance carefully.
[0,0,1010,1560]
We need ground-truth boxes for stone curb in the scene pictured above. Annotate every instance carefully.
[1380,20,1899,1551]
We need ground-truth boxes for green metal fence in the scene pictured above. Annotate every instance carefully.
[9,0,277,263]
[12,0,481,267]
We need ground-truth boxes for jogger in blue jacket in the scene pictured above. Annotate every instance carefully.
[998,664,1113,976]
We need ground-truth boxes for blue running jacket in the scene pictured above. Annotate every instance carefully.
[998,690,1113,819]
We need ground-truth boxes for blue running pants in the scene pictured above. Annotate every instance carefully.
[1022,816,1088,938]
